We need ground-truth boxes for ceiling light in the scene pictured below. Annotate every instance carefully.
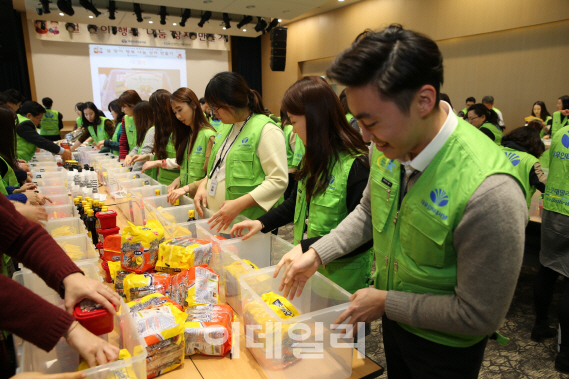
[87,24,98,34]
[179,9,191,27]
[133,3,143,22]
[254,17,267,33]
[237,15,252,29]
[243,28,246,32]
[131,27,138,36]
[80,0,101,17]
[189,32,197,40]
[222,13,231,29]
[197,11,212,27]
[172,23,177,26]
[206,33,214,41]
[59,12,64,16]
[108,0,116,20]
[222,26,226,30]
[39,0,51,14]
[111,26,117,34]
[159,6,167,25]
[89,15,93,18]
[65,22,75,32]
[266,18,279,33]
[278,19,282,22]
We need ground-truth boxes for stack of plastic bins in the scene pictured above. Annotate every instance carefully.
[44,204,75,220]
[29,153,55,163]
[53,234,99,263]
[44,218,87,237]
[28,162,60,172]
[161,208,214,239]
[140,194,193,226]
[121,185,167,224]
[103,165,131,186]
[107,172,146,196]
[13,262,146,377]
[46,194,72,205]
[37,185,69,196]
[240,268,354,379]
[216,234,293,315]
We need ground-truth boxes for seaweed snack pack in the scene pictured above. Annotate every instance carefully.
[186,265,220,309]
[184,304,234,357]
[156,237,213,274]
[123,272,173,302]
[121,220,165,274]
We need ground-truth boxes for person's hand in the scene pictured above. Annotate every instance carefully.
[332,288,387,330]
[168,177,181,194]
[37,193,52,205]
[18,162,30,172]
[27,172,33,182]
[543,135,550,140]
[141,160,160,173]
[207,199,243,233]
[24,191,40,205]
[62,273,121,315]
[276,247,322,300]
[194,180,208,218]
[132,154,151,163]
[17,159,27,164]
[562,109,569,117]
[61,149,72,161]
[94,140,105,150]
[230,220,262,240]
[10,372,87,379]
[65,322,120,368]
[167,188,187,205]
[14,201,47,223]
[14,183,36,193]
[123,155,134,166]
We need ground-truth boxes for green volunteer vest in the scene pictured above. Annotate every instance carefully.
[206,113,277,220]
[480,122,503,146]
[124,116,137,151]
[0,156,18,189]
[461,107,468,116]
[180,128,216,187]
[16,116,37,162]
[543,125,569,216]
[551,111,568,139]
[111,122,122,156]
[293,152,373,294]
[210,118,223,131]
[370,118,524,347]
[346,113,354,123]
[0,155,17,279]
[501,146,537,209]
[0,177,7,197]
[87,117,109,144]
[539,116,553,138]
[17,114,27,124]
[157,134,180,185]
[76,116,83,128]
[40,109,60,136]
[137,127,157,180]
[283,124,305,169]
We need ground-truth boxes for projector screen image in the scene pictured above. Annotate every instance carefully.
[89,45,187,118]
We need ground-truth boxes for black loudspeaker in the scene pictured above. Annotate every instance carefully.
[270,26,287,71]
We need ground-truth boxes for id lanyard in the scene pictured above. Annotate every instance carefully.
[207,113,252,195]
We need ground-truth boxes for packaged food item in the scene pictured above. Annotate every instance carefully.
[50,225,77,237]
[123,272,173,302]
[127,292,183,313]
[77,348,135,377]
[156,237,212,273]
[121,220,165,273]
[225,260,259,297]
[57,241,83,261]
[103,234,122,262]
[113,269,133,300]
[96,210,118,229]
[97,226,120,245]
[262,292,300,319]
[73,299,114,336]
[186,265,219,309]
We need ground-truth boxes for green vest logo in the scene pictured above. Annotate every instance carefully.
[376,156,396,174]
[505,152,521,167]
[239,137,251,147]
[430,188,449,206]
[242,137,249,143]
[45,113,54,118]
[562,132,569,149]
[196,145,203,154]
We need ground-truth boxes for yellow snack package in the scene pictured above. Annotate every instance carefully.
[108,260,122,282]
[156,237,213,274]
[50,225,77,237]
[57,241,83,261]
[164,224,193,239]
[261,292,300,319]
[225,260,258,298]
[77,348,136,378]
[122,272,173,302]
[121,219,165,273]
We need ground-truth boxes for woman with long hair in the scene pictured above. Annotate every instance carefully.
[94,100,124,156]
[73,102,84,130]
[525,101,552,137]
[545,95,569,140]
[125,101,155,177]
[280,108,304,200]
[467,103,504,145]
[69,102,114,152]
[230,76,373,294]
[193,71,288,230]
[118,90,143,161]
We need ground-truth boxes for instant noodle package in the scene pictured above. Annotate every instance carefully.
[184,304,234,357]
[156,237,213,274]
[121,220,165,273]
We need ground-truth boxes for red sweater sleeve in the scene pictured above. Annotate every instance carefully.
[119,116,129,159]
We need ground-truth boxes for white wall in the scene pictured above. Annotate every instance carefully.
[27,20,229,122]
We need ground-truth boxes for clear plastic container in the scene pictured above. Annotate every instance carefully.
[53,234,99,262]
[46,194,72,205]
[218,234,293,315]
[119,177,160,191]
[29,154,55,163]
[32,171,67,181]
[142,195,194,226]
[107,172,144,195]
[240,267,354,379]
[45,204,75,219]
[116,187,166,225]
[44,218,87,237]
[153,204,210,225]
[38,185,69,196]
[104,166,132,186]
[34,177,64,187]
[28,164,61,173]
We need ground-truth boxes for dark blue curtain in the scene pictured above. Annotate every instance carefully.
[231,35,262,96]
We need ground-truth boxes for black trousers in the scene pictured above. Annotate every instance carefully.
[534,264,569,347]
[382,316,488,379]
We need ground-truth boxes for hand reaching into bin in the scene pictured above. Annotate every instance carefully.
[230,219,263,240]
[62,272,121,315]
[167,176,181,194]
[65,321,120,368]
[13,201,48,223]
[274,247,322,300]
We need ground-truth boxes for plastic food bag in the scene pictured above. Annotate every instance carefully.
[184,304,233,357]
[121,219,165,273]
[50,225,77,237]
[127,292,183,313]
[156,237,212,274]
[262,292,300,319]
[57,241,84,261]
[123,272,172,302]
[225,260,258,297]
[186,265,219,309]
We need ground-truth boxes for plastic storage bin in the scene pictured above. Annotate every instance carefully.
[119,177,160,192]
[129,194,191,226]
[45,204,75,219]
[37,185,68,196]
[34,177,64,187]
[44,218,87,237]
[28,164,61,172]
[53,234,98,262]
[218,234,293,315]
[240,268,354,379]
[152,204,209,226]
[29,154,55,163]
[103,166,132,186]
[161,210,214,239]
[108,172,146,195]
[31,171,67,181]
[46,194,72,205]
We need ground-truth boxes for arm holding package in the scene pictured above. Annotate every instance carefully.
[16,121,62,155]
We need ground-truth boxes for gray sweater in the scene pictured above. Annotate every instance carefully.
[130,128,155,172]
[311,145,528,336]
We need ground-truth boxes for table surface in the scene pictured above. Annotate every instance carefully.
[97,186,385,379]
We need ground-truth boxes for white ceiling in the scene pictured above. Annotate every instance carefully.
[21,0,362,38]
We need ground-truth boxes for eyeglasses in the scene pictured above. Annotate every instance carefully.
[467,116,480,122]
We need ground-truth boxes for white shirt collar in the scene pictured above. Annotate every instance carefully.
[398,101,458,172]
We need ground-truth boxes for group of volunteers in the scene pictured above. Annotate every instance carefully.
[2,23,569,379]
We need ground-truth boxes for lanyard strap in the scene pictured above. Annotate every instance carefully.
[208,113,252,179]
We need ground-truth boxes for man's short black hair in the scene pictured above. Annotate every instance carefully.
[466,97,476,103]
[19,101,46,117]
[3,89,25,104]
[326,24,443,115]
[199,97,206,105]
[42,97,53,108]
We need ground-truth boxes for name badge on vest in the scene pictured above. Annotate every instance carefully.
[208,179,218,196]
[382,177,393,187]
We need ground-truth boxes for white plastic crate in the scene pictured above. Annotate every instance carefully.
[240,267,354,379]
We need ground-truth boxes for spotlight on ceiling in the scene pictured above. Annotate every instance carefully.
[57,0,75,16]
[133,3,143,22]
[79,0,101,17]
[65,22,76,32]
[206,33,214,41]
[87,24,98,34]
[254,17,267,33]
[36,8,43,16]
[223,35,228,42]
[197,11,211,27]
[159,6,167,25]
[108,0,116,20]
[179,8,191,27]
[40,0,50,14]
[131,27,138,37]
[236,15,252,29]
[152,29,157,38]
[111,26,117,35]
[265,18,279,33]
[189,32,197,40]
[222,13,231,29]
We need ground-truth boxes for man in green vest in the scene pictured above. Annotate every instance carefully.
[273,25,527,378]
[457,96,476,119]
[40,97,64,142]
[482,95,505,128]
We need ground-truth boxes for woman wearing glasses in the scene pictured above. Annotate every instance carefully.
[467,103,504,145]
